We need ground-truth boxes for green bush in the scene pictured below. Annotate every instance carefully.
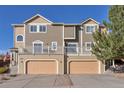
[0,67,8,74]
[10,74,17,77]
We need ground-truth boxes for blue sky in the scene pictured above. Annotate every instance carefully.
[0,5,109,51]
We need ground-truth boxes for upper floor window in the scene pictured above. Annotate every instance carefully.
[16,35,23,42]
[51,42,57,51]
[30,25,37,32]
[86,25,97,34]
[39,25,47,32]
[30,24,47,33]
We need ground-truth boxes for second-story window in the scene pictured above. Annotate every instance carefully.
[39,25,47,32]
[30,25,37,32]
[86,25,96,33]
[30,25,47,33]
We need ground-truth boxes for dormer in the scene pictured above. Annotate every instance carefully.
[24,14,53,33]
[24,14,53,24]
[81,18,99,34]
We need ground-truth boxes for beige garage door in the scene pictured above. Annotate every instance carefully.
[69,60,99,74]
[26,60,57,74]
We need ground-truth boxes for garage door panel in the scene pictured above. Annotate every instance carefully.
[27,61,57,74]
[69,61,98,74]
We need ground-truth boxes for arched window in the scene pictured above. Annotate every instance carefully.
[17,35,23,41]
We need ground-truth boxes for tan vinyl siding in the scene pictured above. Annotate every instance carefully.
[14,26,25,48]
[25,25,63,53]
[81,20,99,54]
[26,16,51,24]
[83,19,98,24]
[64,26,75,39]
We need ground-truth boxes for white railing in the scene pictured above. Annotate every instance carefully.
[19,46,64,55]
[18,46,92,56]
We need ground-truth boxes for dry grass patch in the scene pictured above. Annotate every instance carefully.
[114,73,124,78]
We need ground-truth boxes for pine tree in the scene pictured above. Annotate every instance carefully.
[92,30,113,61]
[92,5,124,61]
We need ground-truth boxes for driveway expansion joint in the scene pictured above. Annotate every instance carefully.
[22,75,39,88]
[52,75,73,88]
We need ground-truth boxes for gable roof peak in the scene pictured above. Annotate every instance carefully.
[23,14,53,23]
[81,18,100,24]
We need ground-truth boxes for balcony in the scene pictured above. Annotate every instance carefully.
[18,46,92,56]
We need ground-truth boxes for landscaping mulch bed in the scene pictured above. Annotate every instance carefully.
[113,73,124,78]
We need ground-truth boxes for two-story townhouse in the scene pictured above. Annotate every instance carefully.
[10,14,107,75]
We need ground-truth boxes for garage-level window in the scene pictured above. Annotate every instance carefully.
[85,42,92,51]
[16,35,23,42]
[51,42,57,51]
[33,40,43,54]
[66,43,78,54]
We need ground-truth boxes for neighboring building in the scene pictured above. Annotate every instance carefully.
[10,14,107,74]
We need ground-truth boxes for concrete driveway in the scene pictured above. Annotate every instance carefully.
[0,74,124,88]
[70,74,124,88]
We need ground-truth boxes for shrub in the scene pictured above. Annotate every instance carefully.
[0,67,8,74]
[10,74,17,77]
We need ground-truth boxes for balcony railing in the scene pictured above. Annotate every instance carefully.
[18,46,92,56]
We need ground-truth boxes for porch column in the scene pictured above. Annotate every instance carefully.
[15,52,18,65]
[103,60,106,72]
[9,52,13,68]
[112,59,115,67]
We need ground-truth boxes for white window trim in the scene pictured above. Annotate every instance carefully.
[51,42,57,51]
[39,25,47,33]
[16,34,24,42]
[85,42,92,51]
[29,25,37,33]
[32,40,43,54]
[85,24,98,34]
[29,24,47,33]
[67,42,79,55]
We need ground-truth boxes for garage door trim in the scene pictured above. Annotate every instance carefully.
[67,59,101,74]
[24,59,59,74]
